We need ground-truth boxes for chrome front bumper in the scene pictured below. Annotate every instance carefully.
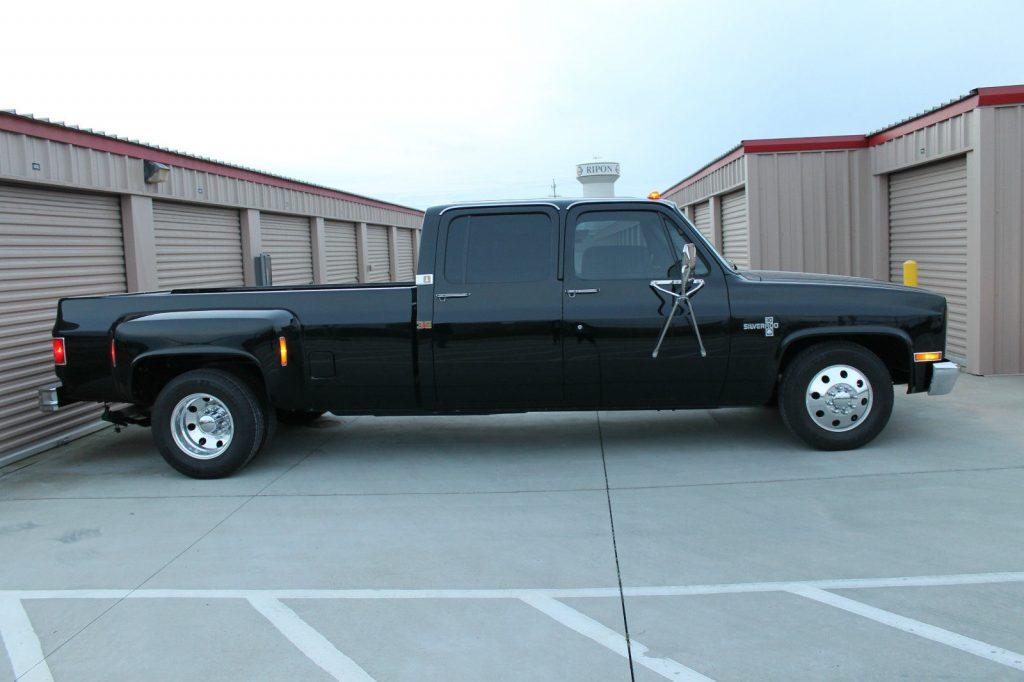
[928,361,959,396]
[38,383,61,413]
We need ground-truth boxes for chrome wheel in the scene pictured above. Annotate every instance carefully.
[170,393,234,460]
[804,364,872,433]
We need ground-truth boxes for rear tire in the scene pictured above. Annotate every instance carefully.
[778,341,893,451]
[152,369,267,478]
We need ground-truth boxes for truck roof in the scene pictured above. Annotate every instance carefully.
[429,197,678,214]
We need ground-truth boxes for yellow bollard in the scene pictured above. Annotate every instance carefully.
[903,260,918,287]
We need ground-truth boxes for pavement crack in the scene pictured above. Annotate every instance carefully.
[597,411,636,682]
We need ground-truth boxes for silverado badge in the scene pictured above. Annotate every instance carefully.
[743,316,780,337]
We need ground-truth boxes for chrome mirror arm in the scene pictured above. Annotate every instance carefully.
[649,278,706,359]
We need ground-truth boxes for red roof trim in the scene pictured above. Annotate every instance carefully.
[0,112,423,217]
[975,85,1024,106]
[742,135,867,153]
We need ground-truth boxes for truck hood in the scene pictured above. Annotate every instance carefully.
[740,269,916,292]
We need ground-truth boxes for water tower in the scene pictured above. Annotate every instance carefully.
[576,161,621,197]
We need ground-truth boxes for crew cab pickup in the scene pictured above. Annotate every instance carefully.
[40,198,958,478]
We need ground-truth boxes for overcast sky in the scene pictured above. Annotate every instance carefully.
[3,0,1022,209]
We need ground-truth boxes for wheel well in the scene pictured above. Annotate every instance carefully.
[778,335,911,385]
[131,355,267,406]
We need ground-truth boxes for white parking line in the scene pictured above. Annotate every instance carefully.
[249,596,375,682]
[4,569,1024,601]
[0,598,53,682]
[787,586,1024,672]
[3,570,1024,680]
[521,595,713,681]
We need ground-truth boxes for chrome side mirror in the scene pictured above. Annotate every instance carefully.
[683,242,698,274]
[677,242,697,287]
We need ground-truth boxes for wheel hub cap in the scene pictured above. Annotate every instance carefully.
[170,393,234,460]
[805,364,872,433]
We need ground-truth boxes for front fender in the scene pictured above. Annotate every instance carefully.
[112,309,302,406]
[777,325,913,364]
[775,325,933,391]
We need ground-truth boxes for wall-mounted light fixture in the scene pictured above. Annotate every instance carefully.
[143,160,170,184]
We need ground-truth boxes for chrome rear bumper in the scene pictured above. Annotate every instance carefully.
[928,361,959,396]
[38,383,61,412]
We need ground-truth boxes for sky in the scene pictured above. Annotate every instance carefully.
[3,0,1023,210]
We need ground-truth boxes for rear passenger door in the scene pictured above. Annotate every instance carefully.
[431,206,563,409]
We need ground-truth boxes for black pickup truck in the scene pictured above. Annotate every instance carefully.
[40,197,958,478]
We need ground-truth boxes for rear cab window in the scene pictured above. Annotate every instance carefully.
[444,212,555,284]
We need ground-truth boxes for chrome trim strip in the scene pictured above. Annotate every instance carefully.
[439,201,560,214]
[564,197,675,211]
[928,361,959,396]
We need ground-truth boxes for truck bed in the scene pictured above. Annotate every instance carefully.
[55,283,419,412]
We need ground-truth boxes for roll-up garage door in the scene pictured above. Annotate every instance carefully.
[324,220,359,283]
[0,184,126,462]
[395,228,415,281]
[365,224,391,283]
[720,189,749,269]
[888,156,968,361]
[693,201,712,243]
[262,213,313,286]
[154,201,244,289]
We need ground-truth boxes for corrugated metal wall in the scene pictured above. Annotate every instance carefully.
[0,183,126,461]
[984,105,1024,374]
[693,202,713,242]
[888,157,968,361]
[663,152,746,207]
[396,228,416,281]
[0,129,423,231]
[720,189,750,269]
[365,224,391,283]
[262,214,314,285]
[872,111,974,174]
[745,150,881,277]
[154,201,244,289]
[324,220,359,283]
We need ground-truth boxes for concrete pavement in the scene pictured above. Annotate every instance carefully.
[1,372,1023,681]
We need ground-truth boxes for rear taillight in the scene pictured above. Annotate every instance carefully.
[53,338,67,366]
[110,338,117,367]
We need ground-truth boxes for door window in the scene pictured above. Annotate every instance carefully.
[444,212,555,284]
[573,210,677,280]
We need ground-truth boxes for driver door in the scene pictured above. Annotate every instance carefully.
[562,205,730,409]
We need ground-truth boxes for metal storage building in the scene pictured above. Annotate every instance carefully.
[663,85,1024,377]
[0,111,423,466]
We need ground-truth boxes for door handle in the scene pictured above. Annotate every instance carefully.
[565,288,600,298]
[435,292,470,301]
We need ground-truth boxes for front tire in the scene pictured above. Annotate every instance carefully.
[778,342,893,451]
[152,369,267,478]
